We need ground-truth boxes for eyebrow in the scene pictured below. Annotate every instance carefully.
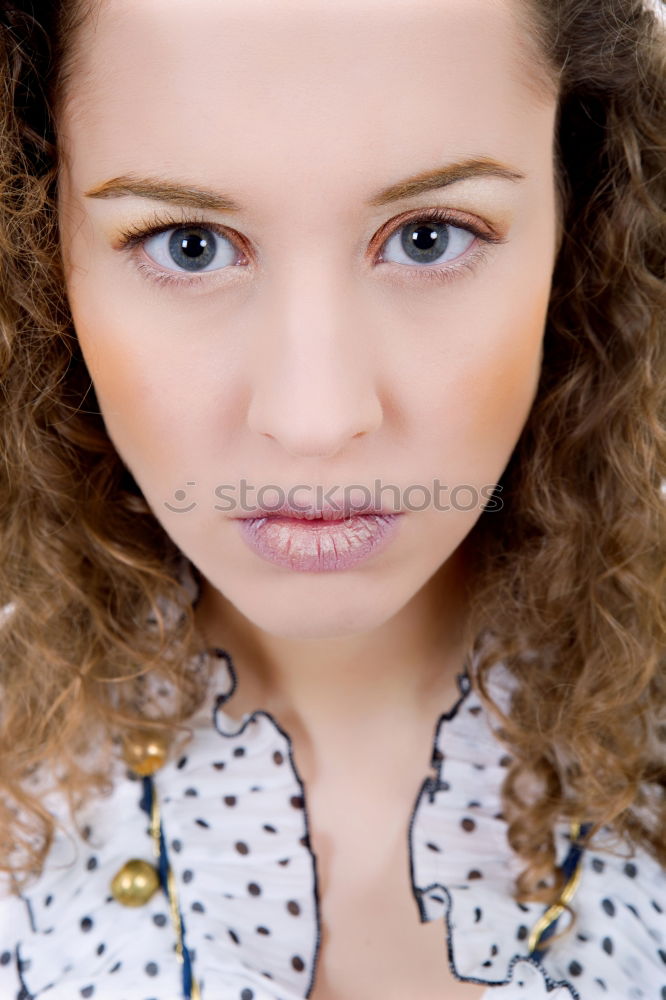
[84,156,526,212]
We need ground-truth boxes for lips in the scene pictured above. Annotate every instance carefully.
[234,499,397,521]
[236,511,402,572]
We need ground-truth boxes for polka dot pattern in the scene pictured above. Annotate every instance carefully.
[409,661,666,998]
[0,561,663,999]
[0,645,320,1000]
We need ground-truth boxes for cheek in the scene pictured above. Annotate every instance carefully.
[408,281,549,485]
[466,305,544,453]
[65,271,207,483]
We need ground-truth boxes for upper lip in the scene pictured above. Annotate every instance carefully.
[234,499,400,521]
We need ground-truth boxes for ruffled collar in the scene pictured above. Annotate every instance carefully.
[209,648,582,997]
[407,662,581,997]
[15,556,666,999]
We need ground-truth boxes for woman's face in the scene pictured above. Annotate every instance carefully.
[57,0,559,640]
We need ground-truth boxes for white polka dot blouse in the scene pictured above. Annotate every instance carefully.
[0,561,664,1000]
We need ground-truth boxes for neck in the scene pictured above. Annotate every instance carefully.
[192,547,473,747]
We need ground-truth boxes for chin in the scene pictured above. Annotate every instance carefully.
[221,575,413,641]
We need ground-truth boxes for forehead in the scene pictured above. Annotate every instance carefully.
[59,0,555,204]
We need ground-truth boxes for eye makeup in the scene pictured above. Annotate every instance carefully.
[113,205,509,291]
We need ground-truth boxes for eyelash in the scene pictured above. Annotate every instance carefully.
[116,207,507,290]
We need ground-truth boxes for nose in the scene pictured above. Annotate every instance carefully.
[246,267,383,459]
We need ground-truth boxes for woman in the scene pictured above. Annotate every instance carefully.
[0,0,664,997]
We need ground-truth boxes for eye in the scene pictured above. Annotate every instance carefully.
[142,224,240,273]
[378,214,477,269]
[116,206,504,289]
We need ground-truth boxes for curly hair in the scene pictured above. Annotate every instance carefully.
[0,0,664,946]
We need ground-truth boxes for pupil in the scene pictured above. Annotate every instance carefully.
[411,225,438,249]
[180,233,207,258]
[169,226,216,271]
[401,220,449,264]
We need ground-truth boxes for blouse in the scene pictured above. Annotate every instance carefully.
[0,562,664,1000]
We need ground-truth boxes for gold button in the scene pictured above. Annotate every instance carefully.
[122,731,169,776]
[110,859,161,906]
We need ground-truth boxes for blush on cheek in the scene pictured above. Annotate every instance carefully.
[463,290,549,471]
[68,306,170,476]
[74,321,143,417]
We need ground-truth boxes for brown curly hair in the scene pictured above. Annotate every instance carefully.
[0,0,664,945]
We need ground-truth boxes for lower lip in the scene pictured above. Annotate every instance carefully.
[235,513,402,572]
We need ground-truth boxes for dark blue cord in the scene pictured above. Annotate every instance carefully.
[529,821,593,962]
[139,776,196,998]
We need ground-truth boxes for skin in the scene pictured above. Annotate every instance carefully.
[57,1,559,993]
